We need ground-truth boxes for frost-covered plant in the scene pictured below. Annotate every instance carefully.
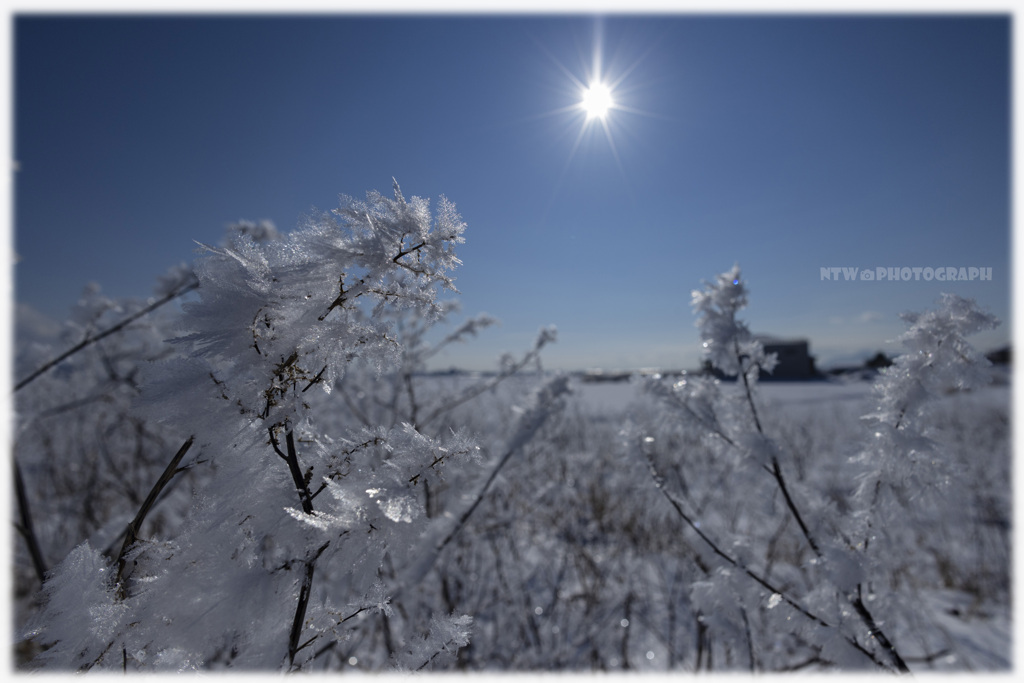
[844,294,1002,611]
[635,265,1003,672]
[12,268,207,668]
[24,182,484,671]
[691,263,777,385]
[13,269,198,581]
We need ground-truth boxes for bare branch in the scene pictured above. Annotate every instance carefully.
[15,279,198,393]
[114,436,196,598]
[13,457,48,583]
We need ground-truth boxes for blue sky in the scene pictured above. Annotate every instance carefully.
[12,13,1011,372]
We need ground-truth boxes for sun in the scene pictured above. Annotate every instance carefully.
[581,81,614,120]
[530,17,658,216]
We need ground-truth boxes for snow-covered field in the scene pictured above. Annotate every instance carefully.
[569,371,1007,415]
[379,371,1013,672]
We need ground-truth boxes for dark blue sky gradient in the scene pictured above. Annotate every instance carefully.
[13,14,1010,371]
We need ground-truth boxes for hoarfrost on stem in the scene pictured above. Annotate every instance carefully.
[692,264,777,381]
[26,181,477,672]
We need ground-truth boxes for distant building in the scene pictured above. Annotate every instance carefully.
[986,345,1011,366]
[580,369,631,383]
[757,336,818,380]
[865,352,894,369]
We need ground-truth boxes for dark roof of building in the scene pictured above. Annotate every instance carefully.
[754,334,809,347]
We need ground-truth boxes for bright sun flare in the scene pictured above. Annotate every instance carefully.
[581,82,614,120]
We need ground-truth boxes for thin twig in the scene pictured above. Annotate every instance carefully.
[741,607,756,672]
[13,457,48,583]
[734,346,821,557]
[852,585,910,673]
[114,436,195,598]
[643,445,889,671]
[15,279,198,393]
[420,344,546,427]
[735,338,764,434]
[768,456,821,556]
[301,365,329,393]
[273,423,331,669]
[734,347,907,672]
[101,458,206,559]
[434,443,519,555]
[288,541,330,668]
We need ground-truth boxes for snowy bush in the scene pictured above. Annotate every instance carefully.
[13,270,198,625]
[633,265,1007,671]
[19,182,549,671]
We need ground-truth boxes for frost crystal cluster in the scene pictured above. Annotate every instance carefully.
[23,182,483,671]
[692,264,776,381]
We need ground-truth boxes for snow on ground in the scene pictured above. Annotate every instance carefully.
[566,373,1009,419]
[565,374,877,416]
